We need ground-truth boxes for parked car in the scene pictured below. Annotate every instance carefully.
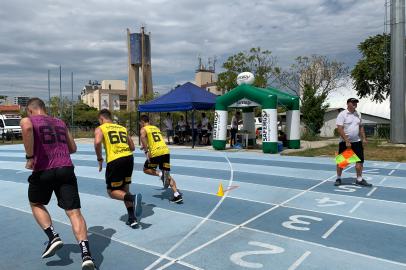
[0,114,22,140]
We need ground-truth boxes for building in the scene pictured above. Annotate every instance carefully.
[80,80,127,111]
[320,108,390,137]
[193,57,222,96]
[320,82,391,137]
[14,96,30,107]
[0,105,20,114]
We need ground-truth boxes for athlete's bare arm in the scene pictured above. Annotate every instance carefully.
[94,127,104,172]
[127,132,135,151]
[140,127,148,150]
[66,129,77,154]
[20,117,34,169]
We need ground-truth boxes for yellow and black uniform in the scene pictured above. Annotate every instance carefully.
[100,123,134,190]
[143,125,171,171]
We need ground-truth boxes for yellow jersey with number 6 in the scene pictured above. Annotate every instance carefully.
[144,125,169,158]
[100,123,132,163]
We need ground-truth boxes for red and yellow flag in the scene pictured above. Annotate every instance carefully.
[335,149,361,168]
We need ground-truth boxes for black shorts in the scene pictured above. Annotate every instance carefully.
[144,154,170,171]
[106,155,134,190]
[28,166,81,210]
[338,141,364,163]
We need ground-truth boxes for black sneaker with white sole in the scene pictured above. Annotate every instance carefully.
[170,194,183,204]
[355,179,372,187]
[334,179,341,186]
[82,254,96,270]
[42,236,63,258]
[126,217,138,228]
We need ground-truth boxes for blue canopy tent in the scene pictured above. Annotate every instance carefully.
[138,82,217,147]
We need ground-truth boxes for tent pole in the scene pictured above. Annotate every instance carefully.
[138,111,141,145]
[192,110,195,148]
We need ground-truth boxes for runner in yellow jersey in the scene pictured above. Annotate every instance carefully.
[140,114,183,203]
[94,109,142,228]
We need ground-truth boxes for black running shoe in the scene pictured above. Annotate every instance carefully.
[334,179,341,186]
[82,254,96,270]
[170,194,183,204]
[126,217,138,228]
[356,179,372,187]
[134,193,142,219]
[42,236,63,258]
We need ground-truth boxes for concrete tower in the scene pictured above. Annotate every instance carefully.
[127,27,153,111]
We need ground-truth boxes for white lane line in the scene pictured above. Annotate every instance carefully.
[156,166,356,270]
[0,203,202,270]
[349,201,364,213]
[322,220,343,239]
[388,170,395,176]
[288,251,311,270]
[366,187,378,197]
[144,152,235,270]
[244,226,406,268]
[379,177,388,185]
[395,164,401,169]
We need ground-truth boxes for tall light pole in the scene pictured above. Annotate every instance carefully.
[390,0,406,143]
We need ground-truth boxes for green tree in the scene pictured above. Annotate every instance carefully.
[301,85,329,136]
[351,33,390,102]
[276,55,349,99]
[277,55,348,135]
[217,47,279,92]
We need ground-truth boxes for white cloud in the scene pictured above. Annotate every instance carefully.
[0,0,386,98]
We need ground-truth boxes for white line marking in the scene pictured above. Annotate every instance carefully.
[288,251,311,270]
[144,152,235,270]
[0,203,203,270]
[378,177,387,185]
[349,201,364,213]
[244,226,406,268]
[366,187,378,197]
[388,169,395,176]
[322,220,343,239]
[156,166,356,269]
[395,163,401,169]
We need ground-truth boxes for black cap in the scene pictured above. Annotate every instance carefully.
[347,98,359,103]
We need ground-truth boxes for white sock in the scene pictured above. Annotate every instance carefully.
[357,176,363,182]
[336,176,341,179]
[174,191,180,197]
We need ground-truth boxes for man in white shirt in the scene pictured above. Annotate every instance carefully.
[335,98,371,187]
[164,113,174,144]
[177,115,187,144]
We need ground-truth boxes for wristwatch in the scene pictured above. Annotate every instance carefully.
[25,155,34,160]
[97,157,104,162]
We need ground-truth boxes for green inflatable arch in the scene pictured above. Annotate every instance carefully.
[212,84,300,153]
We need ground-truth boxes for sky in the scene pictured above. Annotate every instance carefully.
[0,0,387,100]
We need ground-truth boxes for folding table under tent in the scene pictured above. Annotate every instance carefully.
[138,82,217,147]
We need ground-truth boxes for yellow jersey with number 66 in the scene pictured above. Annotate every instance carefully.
[144,125,169,158]
[100,123,132,163]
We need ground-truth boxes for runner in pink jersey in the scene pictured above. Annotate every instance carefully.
[21,98,96,270]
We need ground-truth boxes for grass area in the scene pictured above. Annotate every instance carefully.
[283,140,406,162]
[0,139,23,145]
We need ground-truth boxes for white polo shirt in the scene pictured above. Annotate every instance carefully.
[336,109,362,142]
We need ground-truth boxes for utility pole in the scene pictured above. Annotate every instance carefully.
[390,0,406,143]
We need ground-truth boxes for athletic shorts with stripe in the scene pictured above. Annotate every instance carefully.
[144,154,170,171]
[105,155,134,190]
